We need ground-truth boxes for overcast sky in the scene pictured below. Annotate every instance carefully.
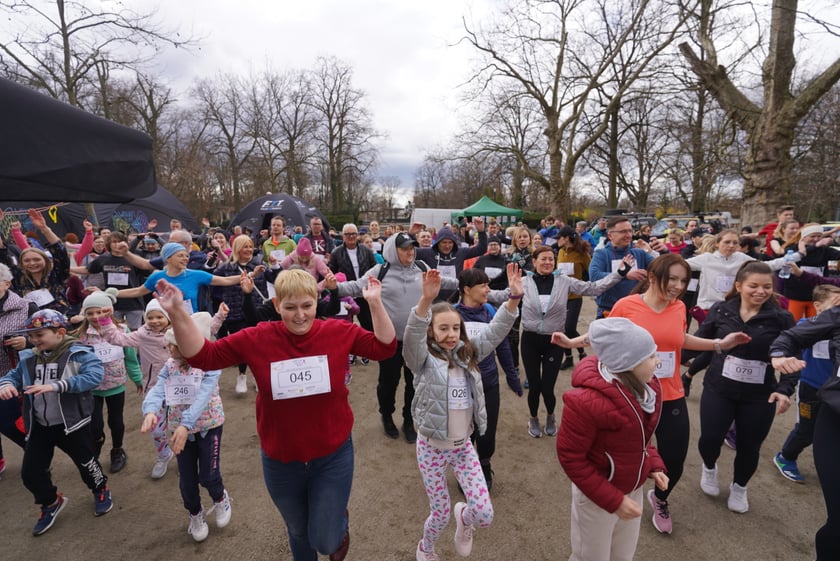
[141,0,493,204]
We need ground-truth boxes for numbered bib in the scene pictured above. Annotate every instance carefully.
[654,351,676,379]
[721,355,767,384]
[270,249,286,263]
[714,275,735,293]
[687,278,699,292]
[164,374,200,405]
[270,355,331,400]
[106,272,130,286]
[26,288,55,307]
[556,262,575,276]
[800,266,824,277]
[464,321,487,341]
[93,343,124,364]
[438,265,457,278]
[484,267,503,280]
[448,376,472,410]
[813,340,830,360]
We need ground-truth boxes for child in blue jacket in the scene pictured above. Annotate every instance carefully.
[0,309,112,536]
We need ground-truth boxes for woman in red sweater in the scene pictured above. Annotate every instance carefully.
[154,269,397,561]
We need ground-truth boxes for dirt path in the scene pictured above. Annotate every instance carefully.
[0,300,824,560]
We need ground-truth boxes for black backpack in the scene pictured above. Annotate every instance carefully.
[376,259,430,282]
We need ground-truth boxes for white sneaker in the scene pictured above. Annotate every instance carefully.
[208,489,232,528]
[235,374,247,395]
[151,448,174,480]
[453,502,474,557]
[416,540,440,561]
[700,464,720,497]
[727,482,749,513]
[188,508,209,542]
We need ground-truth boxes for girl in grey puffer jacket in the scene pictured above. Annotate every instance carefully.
[403,265,523,561]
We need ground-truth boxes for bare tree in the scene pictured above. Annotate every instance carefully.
[680,0,840,227]
[193,75,258,211]
[308,56,379,213]
[462,0,693,220]
[0,0,193,109]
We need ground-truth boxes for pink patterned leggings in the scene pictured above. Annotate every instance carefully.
[416,435,493,552]
[150,405,171,459]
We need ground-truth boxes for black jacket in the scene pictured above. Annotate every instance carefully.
[770,306,840,369]
[329,243,377,281]
[694,296,797,399]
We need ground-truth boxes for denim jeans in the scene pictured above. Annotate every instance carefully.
[261,436,353,561]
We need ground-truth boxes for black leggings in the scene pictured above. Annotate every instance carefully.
[474,383,500,464]
[814,404,840,561]
[521,331,564,417]
[562,298,585,359]
[653,398,689,501]
[781,382,820,461]
[91,392,126,450]
[0,396,26,459]
[698,388,775,486]
[377,341,414,424]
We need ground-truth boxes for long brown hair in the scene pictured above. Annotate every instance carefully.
[612,370,647,400]
[724,260,780,307]
[427,302,478,371]
[631,254,691,299]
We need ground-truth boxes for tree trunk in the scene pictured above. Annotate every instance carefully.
[607,103,620,207]
[741,116,794,227]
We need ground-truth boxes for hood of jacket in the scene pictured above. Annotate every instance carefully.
[382,233,415,269]
[432,228,460,254]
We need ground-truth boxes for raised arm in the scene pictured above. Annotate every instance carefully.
[154,280,204,358]
[362,277,395,344]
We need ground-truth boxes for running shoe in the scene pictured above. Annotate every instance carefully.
[235,373,247,395]
[724,427,737,450]
[528,417,542,438]
[94,486,113,516]
[647,489,672,534]
[208,489,232,528]
[188,508,209,542]
[453,502,474,556]
[544,414,558,436]
[33,494,67,536]
[416,540,440,561]
[700,464,720,497]
[773,452,805,483]
[727,482,749,513]
[151,448,174,480]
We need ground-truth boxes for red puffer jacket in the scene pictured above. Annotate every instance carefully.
[556,356,666,513]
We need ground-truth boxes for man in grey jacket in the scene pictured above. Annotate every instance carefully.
[338,233,458,443]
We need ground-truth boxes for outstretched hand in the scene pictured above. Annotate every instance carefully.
[28,208,46,230]
[154,279,186,317]
[506,262,523,296]
[363,276,383,303]
[421,269,441,302]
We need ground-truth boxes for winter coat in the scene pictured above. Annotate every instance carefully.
[404,303,518,441]
[0,343,104,435]
[694,296,797,399]
[556,356,665,513]
[338,235,458,341]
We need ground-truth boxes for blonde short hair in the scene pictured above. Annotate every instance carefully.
[274,269,317,302]
[231,235,253,257]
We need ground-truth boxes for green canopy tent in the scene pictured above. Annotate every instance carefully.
[451,196,523,224]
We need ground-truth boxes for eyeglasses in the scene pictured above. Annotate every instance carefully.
[343,232,358,237]
[609,229,634,235]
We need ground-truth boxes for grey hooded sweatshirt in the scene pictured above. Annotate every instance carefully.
[337,234,459,341]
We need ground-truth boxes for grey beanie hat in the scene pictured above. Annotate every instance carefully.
[589,317,657,373]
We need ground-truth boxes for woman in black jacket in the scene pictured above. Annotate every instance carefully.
[693,260,796,514]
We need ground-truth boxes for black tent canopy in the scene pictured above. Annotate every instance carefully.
[0,77,156,203]
[227,193,330,235]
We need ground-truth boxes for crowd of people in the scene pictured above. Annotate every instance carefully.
[0,204,838,561]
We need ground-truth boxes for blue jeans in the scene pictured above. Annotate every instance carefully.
[261,437,353,561]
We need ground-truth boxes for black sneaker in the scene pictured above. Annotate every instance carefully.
[360,358,370,365]
[560,357,574,370]
[381,415,399,439]
[33,494,67,536]
[402,422,417,444]
[110,448,127,473]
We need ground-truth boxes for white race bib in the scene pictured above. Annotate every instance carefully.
[813,340,830,360]
[93,343,124,364]
[464,321,487,341]
[556,262,575,276]
[438,265,457,278]
[484,267,503,280]
[26,288,55,307]
[372,241,382,252]
[270,355,331,400]
[714,275,735,293]
[448,376,472,410]
[687,278,699,292]
[270,249,286,263]
[800,266,824,277]
[106,272,130,286]
[721,355,767,384]
[654,351,676,379]
[164,374,200,405]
